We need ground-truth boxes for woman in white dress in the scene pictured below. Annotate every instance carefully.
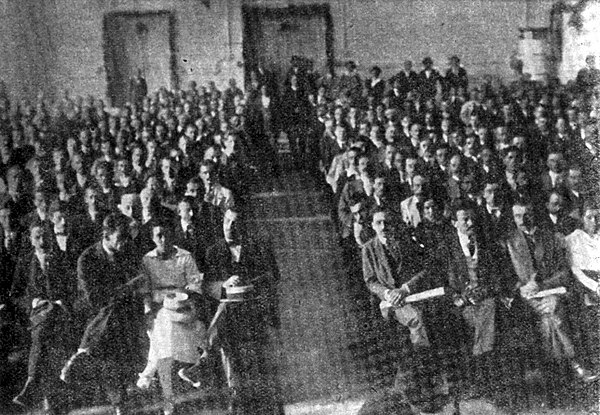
[137,218,206,415]
[565,200,600,378]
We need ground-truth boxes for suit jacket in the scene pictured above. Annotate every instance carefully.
[418,69,442,100]
[205,237,280,329]
[338,179,364,239]
[365,78,385,106]
[362,235,428,303]
[537,212,579,236]
[76,242,143,365]
[437,231,506,298]
[539,170,566,194]
[77,242,140,313]
[444,67,468,94]
[26,249,76,310]
[172,218,208,271]
[71,210,107,252]
[390,70,418,98]
[503,227,569,292]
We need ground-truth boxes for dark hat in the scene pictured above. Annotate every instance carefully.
[422,57,433,66]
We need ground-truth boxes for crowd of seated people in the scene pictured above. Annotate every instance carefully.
[309,56,600,413]
[0,77,283,415]
[0,50,598,415]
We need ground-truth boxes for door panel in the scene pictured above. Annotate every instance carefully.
[105,13,172,107]
[246,7,330,92]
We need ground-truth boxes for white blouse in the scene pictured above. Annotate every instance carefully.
[566,229,600,300]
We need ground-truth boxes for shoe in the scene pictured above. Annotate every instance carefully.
[163,400,175,415]
[178,366,202,388]
[571,361,599,384]
[13,377,36,408]
[136,373,153,390]
[61,350,94,383]
[178,360,207,388]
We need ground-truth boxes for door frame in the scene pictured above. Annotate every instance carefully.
[241,4,334,86]
[103,10,177,106]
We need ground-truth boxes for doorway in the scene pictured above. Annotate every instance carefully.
[242,4,334,91]
[103,11,176,107]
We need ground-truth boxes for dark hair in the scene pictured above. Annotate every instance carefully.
[102,213,130,236]
[449,199,477,221]
[151,216,175,233]
[582,199,599,214]
[512,196,534,209]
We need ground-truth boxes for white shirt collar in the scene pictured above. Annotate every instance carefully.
[146,246,186,258]
[457,232,477,258]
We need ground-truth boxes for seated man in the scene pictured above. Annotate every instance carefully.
[362,207,438,412]
[137,218,205,415]
[203,207,282,414]
[436,200,507,404]
[400,173,428,228]
[502,199,598,393]
[12,222,76,413]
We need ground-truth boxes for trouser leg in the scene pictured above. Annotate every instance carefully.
[393,304,430,349]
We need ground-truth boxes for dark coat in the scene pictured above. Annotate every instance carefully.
[76,242,143,365]
[205,237,280,329]
[362,235,428,302]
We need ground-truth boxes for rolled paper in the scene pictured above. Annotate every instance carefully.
[405,286,445,303]
[380,287,446,311]
[530,286,567,298]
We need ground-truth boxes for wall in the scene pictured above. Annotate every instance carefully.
[245,0,556,85]
[3,0,245,101]
[0,1,55,101]
[1,0,559,101]
[559,2,600,82]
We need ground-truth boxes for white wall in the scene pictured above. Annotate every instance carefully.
[0,0,559,101]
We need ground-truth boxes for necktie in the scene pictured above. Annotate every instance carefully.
[523,232,538,270]
[467,236,476,257]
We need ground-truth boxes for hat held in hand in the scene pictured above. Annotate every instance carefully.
[162,291,197,323]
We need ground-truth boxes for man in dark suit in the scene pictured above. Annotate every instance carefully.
[0,196,23,300]
[564,165,587,218]
[436,200,507,402]
[477,180,511,244]
[61,214,144,414]
[444,56,468,97]
[362,207,437,411]
[502,200,597,386]
[390,60,419,102]
[539,150,566,194]
[365,66,385,108]
[576,55,600,99]
[11,222,76,413]
[537,189,578,236]
[129,68,148,106]
[418,57,442,102]
[71,186,108,251]
[204,207,282,414]
[173,196,207,271]
[283,74,311,169]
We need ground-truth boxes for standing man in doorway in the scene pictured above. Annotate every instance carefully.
[130,68,148,106]
[282,74,311,170]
